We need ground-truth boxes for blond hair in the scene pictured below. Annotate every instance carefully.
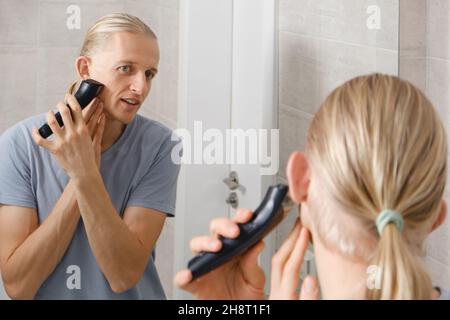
[305,74,447,299]
[69,13,157,94]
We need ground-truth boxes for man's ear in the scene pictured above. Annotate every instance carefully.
[286,151,310,203]
[432,199,447,232]
[75,56,91,80]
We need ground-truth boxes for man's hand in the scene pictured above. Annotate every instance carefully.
[83,98,105,167]
[174,209,266,300]
[269,219,319,300]
[31,95,104,178]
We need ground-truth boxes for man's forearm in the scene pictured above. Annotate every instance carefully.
[2,181,81,299]
[72,170,150,293]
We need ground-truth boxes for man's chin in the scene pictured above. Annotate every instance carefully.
[119,114,136,125]
[109,110,137,125]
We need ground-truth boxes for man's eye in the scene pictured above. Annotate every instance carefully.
[145,70,155,80]
[119,65,131,73]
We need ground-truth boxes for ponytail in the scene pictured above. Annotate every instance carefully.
[367,223,433,299]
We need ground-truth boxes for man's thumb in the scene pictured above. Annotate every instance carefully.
[240,241,266,288]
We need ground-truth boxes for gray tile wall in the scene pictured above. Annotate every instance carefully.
[399,0,426,92]
[400,0,450,292]
[0,0,178,299]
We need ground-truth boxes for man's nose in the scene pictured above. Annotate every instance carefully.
[130,72,148,94]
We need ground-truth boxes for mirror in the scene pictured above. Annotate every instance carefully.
[276,0,449,295]
[276,0,400,285]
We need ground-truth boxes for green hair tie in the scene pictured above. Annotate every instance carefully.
[376,209,404,235]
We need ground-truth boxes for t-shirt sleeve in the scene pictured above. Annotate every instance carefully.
[126,136,182,217]
[0,127,36,209]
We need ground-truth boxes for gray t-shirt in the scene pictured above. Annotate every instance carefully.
[0,113,181,299]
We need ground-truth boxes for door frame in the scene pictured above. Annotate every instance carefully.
[173,0,278,299]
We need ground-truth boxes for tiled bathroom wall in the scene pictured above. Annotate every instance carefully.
[276,0,400,283]
[0,0,179,299]
[400,0,450,291]
[398,0,426,92]
[278,0,399,179]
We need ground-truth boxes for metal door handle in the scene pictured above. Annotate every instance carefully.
[223,171,240,190]
[223,171,245,193]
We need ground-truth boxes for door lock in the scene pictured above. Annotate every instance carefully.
[225,192,239,209]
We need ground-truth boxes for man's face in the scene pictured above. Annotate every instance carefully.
[87,32,160,124]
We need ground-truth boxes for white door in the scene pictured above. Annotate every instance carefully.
[173,0,277,299]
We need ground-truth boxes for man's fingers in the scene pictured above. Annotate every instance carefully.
[92,114,105,164]
[89,104,104,137]
[232,209,253,224]
[82,98,99,123]
[280,227,310,291]
[32,127,52,150]
[241,240,265,267]
[189,236,222,254]
[299,275,319,300]
[240,241,266,289]
[46,110,63,138]
[174,269,193,288]
[174,269,205,296]
[269,227,313,300]
[56,101,74,132]
[93,114,105,143]
[270,219,301,285]
[66,94,83,124]
[209,217,240,238]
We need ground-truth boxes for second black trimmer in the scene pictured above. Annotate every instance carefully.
[187,184,294,280]
[38,79,104,138]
